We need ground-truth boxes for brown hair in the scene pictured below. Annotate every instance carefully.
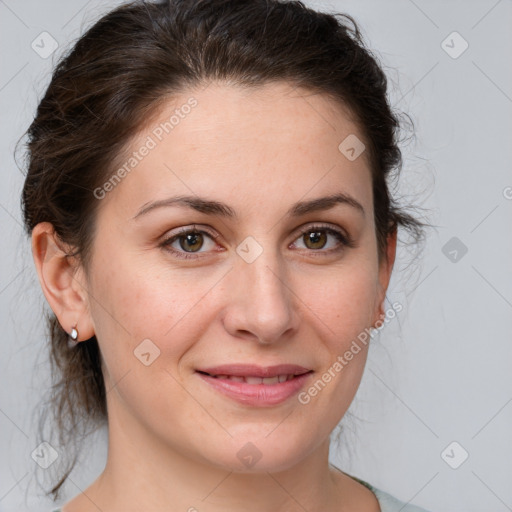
[21,0,427,499]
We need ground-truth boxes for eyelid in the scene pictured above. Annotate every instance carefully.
[292,222,351,241]
[170,224,220,239]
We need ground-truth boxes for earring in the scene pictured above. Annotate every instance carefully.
[68,325,79,347]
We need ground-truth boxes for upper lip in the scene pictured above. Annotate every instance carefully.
[196,364,312,378]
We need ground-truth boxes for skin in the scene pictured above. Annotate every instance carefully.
[32,81,396,512]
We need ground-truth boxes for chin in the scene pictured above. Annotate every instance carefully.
[205,432,317,474]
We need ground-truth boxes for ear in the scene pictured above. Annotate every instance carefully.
[31,222,95,342]
[372,225,397,327]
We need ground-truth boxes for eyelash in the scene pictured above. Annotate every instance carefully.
[160,224,355,260]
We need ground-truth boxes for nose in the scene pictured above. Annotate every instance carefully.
[221,245,300,345]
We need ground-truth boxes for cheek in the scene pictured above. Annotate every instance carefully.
[286,264,378,434]
[299,260,378,338]
[87,246,220,372]
[85,251,212,421]
[294,258,378,392]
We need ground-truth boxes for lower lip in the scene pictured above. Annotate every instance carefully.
[196,372,313,406]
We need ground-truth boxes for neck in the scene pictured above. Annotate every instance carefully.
[80,407,351,512]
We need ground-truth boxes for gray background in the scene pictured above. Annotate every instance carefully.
[1,1,511,511]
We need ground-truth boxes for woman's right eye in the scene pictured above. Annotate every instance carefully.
[160,228,220,260]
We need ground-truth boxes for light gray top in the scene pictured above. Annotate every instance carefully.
[366,482,432,511]
[50,475,432,512]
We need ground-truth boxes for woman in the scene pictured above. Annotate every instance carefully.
[22,0,431,510]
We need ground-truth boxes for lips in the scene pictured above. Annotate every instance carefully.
[195,364,313,406]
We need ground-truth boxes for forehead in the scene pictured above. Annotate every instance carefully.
[161,81,366,155]
[100,81,372,218]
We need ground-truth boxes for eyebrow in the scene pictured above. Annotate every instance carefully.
[133,192,365,220]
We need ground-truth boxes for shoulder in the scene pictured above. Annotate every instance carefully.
[347,474,433,512]
[371,486,432,512]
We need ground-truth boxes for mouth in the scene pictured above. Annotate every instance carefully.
[195,364,313,406]
[196,371,309,385]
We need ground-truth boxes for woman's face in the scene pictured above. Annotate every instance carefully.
[82,81,395,471]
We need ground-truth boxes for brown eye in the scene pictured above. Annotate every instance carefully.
[178,231,204,252]
[303,230,327,250]
[160,227,220,260]
[291,224,353,255]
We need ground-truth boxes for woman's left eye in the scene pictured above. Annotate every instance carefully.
[291,225,354,255]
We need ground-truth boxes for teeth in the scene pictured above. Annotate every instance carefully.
[244,376,262,384]
[212,374,296,384]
